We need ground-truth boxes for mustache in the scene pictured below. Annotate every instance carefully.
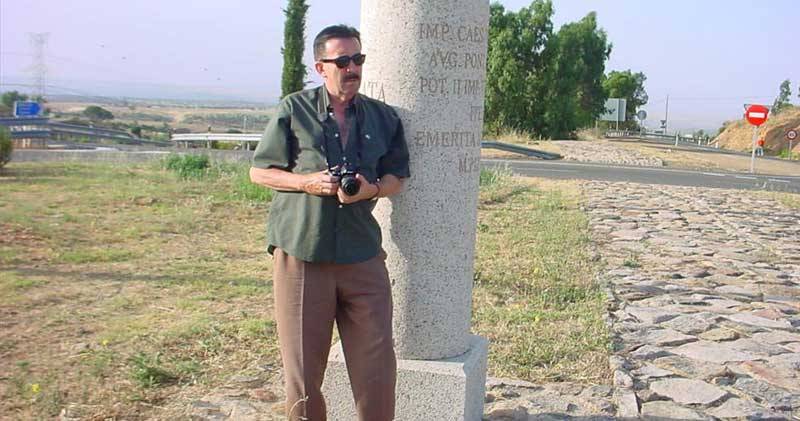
[344,74,360,82]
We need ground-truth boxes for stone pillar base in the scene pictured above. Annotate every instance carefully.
[322,335,489,421]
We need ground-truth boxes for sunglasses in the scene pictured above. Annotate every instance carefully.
[319,53,366,68]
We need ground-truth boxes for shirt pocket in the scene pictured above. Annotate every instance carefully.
[358,133,388,182]
[294,125,328,172]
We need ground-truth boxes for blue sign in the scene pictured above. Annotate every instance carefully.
[14,101,42,117]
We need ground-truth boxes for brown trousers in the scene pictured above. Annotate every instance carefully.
[273,248,396,421]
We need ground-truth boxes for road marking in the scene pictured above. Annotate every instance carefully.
[748,112,766,119]
[702,172,726,177]
[768,179,790,183]
[734,175,758,180]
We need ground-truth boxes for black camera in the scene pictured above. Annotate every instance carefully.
[329,164,360,196]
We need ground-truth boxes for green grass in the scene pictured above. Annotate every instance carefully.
[473,176,610,383]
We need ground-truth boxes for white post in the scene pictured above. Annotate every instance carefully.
[750,126,757,173]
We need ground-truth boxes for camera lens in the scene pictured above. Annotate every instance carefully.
[340,174,360,196]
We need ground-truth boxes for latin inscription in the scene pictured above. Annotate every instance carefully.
[419,23,486,43]
[428,49,485,70]
[458,155,481,173]
[419,77,483,97]
[414,130,480,148]
[414,20,489,174]
[364,81,387,102]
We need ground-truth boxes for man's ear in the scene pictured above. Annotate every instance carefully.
[315,62,325,78]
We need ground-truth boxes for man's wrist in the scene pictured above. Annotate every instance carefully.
[371,182,381,200]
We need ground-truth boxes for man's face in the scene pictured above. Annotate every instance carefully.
[315,37,362,101]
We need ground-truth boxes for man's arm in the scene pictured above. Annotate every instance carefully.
[250,167,340,196]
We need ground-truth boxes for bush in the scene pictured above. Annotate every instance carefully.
[0,126,12,168]
[232,165,272,202]
[164,154,210,178]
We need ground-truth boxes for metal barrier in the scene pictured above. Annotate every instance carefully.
[170,133,262,150]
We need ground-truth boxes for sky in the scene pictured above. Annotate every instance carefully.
[1,0,798,131]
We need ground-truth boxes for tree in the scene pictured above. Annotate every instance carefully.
[485,1,554,135]
[1,91,28,108]
[0,126,12,169]
[603,70,648,128]
[280,0,309,98]
[772,79,792,114]
[83,105,114,121]
[485,1,612,138]
[540,12,612,138]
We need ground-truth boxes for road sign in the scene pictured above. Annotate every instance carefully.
[636,110,647,121]
[745,104,769,127]
[660,119,667,128]
[787,129,797,141]
[13,101,42,117]
[600,98,627,123]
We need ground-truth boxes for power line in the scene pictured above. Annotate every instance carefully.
[28,33,50,99]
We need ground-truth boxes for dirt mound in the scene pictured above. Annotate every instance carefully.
[714,106,800,155]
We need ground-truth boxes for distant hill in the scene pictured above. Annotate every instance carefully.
[714,106,800,155]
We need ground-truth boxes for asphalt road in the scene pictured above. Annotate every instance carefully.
[484,158,800,194]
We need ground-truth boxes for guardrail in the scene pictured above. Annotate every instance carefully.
[0,117,170,147]
[605,130,716,148]
[171,133,263,149]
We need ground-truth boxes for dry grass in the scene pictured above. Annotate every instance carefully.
[473,169,610,383]
[0,162,278,419]
[0,162,610,418]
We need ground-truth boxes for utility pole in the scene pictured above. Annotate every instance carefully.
[28,33,50,99]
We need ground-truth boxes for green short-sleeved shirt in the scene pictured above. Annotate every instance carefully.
[252,86,410,264]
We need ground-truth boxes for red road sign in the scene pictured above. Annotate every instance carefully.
[745,104,769,126]
[787,129,797,140]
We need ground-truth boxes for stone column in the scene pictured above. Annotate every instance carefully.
[323,1,490,419]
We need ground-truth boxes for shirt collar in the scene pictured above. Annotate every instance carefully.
[317,85,360,118]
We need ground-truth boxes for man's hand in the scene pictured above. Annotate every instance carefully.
[300,170,340,196]
[337,174,379,204]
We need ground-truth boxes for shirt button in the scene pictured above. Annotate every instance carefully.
[335,133,339,138]
[338,205,343,209]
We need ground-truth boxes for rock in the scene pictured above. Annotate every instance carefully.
[624,306,679,325]
[690,269,713,278]
[672,340,760,363]
[615,391,639,418]
[630,344,670,360]
[752,308,787,320]
[643,328,698,347]
[698,327,739,342]
[732,377,795,411]
[634,364,674,380]
[649,378,727,405]
[738,361,800,392]
[706,398,782,420]
[249,388,279,402]
[715,285,764,301]
[611,229,649,241]
[640,401,707,420]
[582,385,613,398]
[501,389,521,399]
[485,402,528,420]
[660,313,718,335]
[726,313,793,329]
[752,331,800,344]
[613,370,634,388]
[653,356,728,381]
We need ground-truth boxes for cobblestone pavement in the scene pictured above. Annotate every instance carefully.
[591,182,799,420]
[553,140,664,167]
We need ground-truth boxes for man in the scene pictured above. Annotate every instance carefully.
[249,24,409,421]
